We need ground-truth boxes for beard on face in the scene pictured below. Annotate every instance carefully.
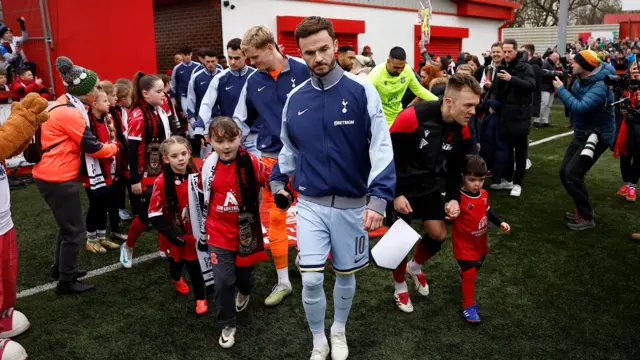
[312,58,336,77]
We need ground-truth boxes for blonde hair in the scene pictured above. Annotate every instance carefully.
[160,135,191,157]
[93,91,116,140]
[100,80,115,97]
[115,78,132,100]
[456,64,475,75]
[241,25,275,50]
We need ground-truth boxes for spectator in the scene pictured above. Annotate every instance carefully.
[482,41,504,90]
[33,57,119,295]
[166,53,183,76]
[536,52,560,128]
[405,64,443,107]
[362,45,376,67]
[464,54,484,83]
[434,56,450,76]
[0,18,32,81]
[11,68,50,100]
[351,54,372,77]
[491,39,536,197]
[521,44,543,128]
[337,45,356,71]
[554,50,615,230]
[0,69,12,104]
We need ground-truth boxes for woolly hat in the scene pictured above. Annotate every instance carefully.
[574,50,601,72]
[0,26,9,39]
[55,56,98,96]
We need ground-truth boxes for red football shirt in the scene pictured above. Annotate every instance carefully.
[205,154,270,251]
[451,189,490,260]
[127,104,163,185]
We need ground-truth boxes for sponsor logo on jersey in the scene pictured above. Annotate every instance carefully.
[217,191,240,212]
[334,120,355,126]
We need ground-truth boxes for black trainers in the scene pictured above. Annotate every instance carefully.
[56,280,96,295]
[51,266,88,281]
[567,217,595,231]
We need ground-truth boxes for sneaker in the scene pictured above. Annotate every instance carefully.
[235,292,250,313]
[533,122,541,128]
[310,344,330,360]
[565,208,580,221]
[110,231,128,242]
[195,300,208,315]
[394,292,414,313]
[0,339,27,360]
[0,309,30,339]
[490,179,513,190]
[626,187,637,202]
[632,233,640,241]
[618,185,631,197]
[173,278,190,295]
[120,244,133,269]
[85,240,106,254]
[119,209,132,221]
[510,185,522,197]
[330,332,349,360]
[219,326,236,349]
[51,266,87,281]
[56,280,96,295]
[99,239,120,250]
[567,217,596,231]
[407,265,430,296]
[461,303,481,323]
[542,123,552,128]
[264,283,292,307]
[526,158,532,170]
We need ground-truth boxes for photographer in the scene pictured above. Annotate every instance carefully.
[537,52,561,127]
[491,39,536,197]
[554,50,616,230]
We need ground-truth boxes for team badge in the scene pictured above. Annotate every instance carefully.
[401,76,406,83]
[342,99,349,114]
[291,78,296,88]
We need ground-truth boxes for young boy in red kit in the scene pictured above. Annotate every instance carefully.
[453,155,510,324]
[196,116,269,349]
[12,69,49,100]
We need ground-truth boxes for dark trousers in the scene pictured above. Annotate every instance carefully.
[504,133,529,186]
[115,177,134,213]
[560,137,608,220]
[85,185,120,233]
[36,180,85,282]
[620,152,640,185]
[169,258,206,300]
[130,188,152,225]
[209,245,255,329]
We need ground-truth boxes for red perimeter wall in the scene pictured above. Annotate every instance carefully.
[1,0,157,98]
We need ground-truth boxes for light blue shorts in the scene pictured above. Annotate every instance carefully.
[296,198,369,274]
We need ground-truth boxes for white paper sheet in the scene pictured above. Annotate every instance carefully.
[371,219,422,270]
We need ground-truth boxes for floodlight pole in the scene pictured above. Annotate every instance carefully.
[557,0,569,53]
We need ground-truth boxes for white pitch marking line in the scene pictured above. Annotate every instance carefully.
[16,131,575,299]
[16,252,161,299]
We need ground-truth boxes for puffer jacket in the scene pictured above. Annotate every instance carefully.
[494,56,536,135]
[529,56,543,118]
[556,62,616,147]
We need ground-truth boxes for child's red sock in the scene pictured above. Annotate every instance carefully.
[126,217,146,248]
[461,267,477,308]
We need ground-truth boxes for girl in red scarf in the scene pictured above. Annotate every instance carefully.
[120,73,170,268]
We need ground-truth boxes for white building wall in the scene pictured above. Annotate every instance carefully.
[221,0,502,66]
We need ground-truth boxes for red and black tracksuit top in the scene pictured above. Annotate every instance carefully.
[389,100,473,201]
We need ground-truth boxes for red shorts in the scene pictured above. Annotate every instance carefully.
[159,234,198,261]
[0,227,17,317]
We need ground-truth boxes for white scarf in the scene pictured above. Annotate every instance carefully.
[156,106,172,139]
[120,106,129,137]
[66,94,115,191]
[187,154,219,289]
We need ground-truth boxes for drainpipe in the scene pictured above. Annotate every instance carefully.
[38,0,56,98]
[498,11,515,41]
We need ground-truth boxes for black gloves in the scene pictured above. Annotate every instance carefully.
[17,17,26,32]
[274,186,294,210]
[167,235,185,247]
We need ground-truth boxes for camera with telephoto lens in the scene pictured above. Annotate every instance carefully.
[542,69,564,79]
[580,131,600,159]
[604,74,640,90]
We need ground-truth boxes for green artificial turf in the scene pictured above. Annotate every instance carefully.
[7,107,640,359]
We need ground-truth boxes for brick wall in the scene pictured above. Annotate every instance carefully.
[154,0,223,74]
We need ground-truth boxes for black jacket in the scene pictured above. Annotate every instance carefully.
[541,58,557,93]
[389,100,473,201]
[529,57,543,118]
[495,57,536,135]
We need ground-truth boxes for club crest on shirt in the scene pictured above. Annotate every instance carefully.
[0,163,6,181]
[401,76,406,83]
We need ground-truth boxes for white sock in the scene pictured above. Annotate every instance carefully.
[312,331,328,349]
[407,259,422,275]
[97,230,106,240]
[330,321,346,335]
[277,267,291,288]
[87,232,97,241]
[394,281,408,294]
